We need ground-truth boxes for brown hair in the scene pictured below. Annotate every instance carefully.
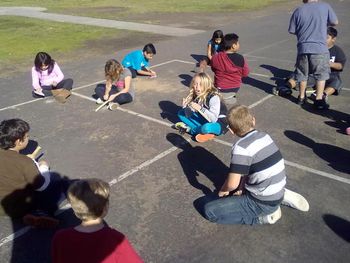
[227,105,255,136]
[105,59,123,82]
[68,179,110,221]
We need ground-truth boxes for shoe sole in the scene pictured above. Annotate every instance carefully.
[195,134,215,143]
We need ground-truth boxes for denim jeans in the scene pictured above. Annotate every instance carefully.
[178,109,222,136]
[202,193,279,225]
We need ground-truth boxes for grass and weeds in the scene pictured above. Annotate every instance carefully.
[1,0,287,17]
[0,0,287,75]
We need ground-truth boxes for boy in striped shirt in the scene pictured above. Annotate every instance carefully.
[203,105,308,225]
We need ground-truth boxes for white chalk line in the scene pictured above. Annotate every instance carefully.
[0,60,178,113]
[72,87,350,186]
[0,144,181,247]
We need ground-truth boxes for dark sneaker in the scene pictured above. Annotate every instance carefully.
[174,122,190,134]
[278,86,292,97]
[309,92,328,102]
[23,214,59,228]
[297,96,306,105]
[314,99,329,110]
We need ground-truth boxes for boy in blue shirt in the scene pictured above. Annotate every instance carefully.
[122,43,157,78]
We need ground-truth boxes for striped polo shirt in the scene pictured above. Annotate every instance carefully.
[230,130,286,203]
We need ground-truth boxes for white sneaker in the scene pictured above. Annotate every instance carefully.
[259,206,282,224]
[282,188,309,212]
[96,98,104,104]
[108,102,119,111]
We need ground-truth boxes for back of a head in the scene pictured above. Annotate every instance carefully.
[143,43,156,55]
[68,179,110,221]
[0,119,30,150]
[327,26,337,38]
[105,59,123,81]
[223,33,239,51]
[227,105,255,136]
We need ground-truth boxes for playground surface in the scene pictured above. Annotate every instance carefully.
[0,0,349,262]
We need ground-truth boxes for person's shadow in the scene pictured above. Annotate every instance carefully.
[243,76,275,94]
[260,64,293,86]
[166,133,227,195]
[302,107,350,135]
[323,214,350,242]
[159,100,182,124]
[190,54,206,65]
[178,74,193,87]
[284,130,350,174]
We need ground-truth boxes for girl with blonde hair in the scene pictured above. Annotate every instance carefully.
[176,72,227,142]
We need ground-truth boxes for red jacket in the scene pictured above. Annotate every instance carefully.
[211,52,249,90]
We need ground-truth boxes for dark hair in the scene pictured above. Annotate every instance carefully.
[223,33,239,51]
[34,52,55,74]
[143,43,156,55]
[327,27,338,38]
[0,119,30,149]
[211,30,224,41]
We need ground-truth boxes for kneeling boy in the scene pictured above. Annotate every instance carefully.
[122,43,157,78]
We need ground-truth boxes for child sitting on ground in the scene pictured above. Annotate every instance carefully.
[201,105,309,225]
[122,43,157,78]
[51,179,143,263]
[211,33,249,105]
[175,72,227,143]
[0,119,66,228]
[198,30,224,72]
[31,52,73,103]
[95,59,135,111]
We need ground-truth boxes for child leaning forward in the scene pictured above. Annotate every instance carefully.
[175,72,228,143]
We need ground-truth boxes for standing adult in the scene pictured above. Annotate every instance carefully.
[288,0,338,110]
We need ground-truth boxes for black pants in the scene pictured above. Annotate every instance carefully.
[95,83,133,105]
[37,78,73,97]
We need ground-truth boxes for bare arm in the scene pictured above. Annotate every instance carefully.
[218,172,242,197]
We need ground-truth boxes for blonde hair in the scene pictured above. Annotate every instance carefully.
[68,179,110,221]
[105,59,123,82]
[183,72,219,107]
[227,105,255,136]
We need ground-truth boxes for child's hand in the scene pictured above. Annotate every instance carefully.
[218,191,230,197]
[189,102,201,111]
[103,94,109,101]
[52,81,57,87]
[182,98,188,107]
[108,94,118,102]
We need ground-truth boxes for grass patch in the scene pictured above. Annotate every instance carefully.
[0,16,125,73]
[1,0,287,16]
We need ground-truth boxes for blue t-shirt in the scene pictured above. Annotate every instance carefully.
[208,40,221,55]
[288,2,338,54]
[122,50,149,71]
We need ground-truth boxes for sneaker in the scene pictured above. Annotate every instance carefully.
[278,86,292,97]
[23,214,59,228]
[174,122,190,134]
[259,206,282,224]
[309,92,327,102]
[195,133,215,143]
[96,98,104,104]
[314,99,329,110]
[108,103,119,111]
[282,188,309,212]
[32,90,45,98]
[297,96,306,105]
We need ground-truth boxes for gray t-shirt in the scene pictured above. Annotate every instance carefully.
[115,68,135,98]
[288,2,338,54]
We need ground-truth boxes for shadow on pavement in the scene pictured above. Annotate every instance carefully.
[159,100,182,124]
[284,130,350,174]
[323,214,350,243]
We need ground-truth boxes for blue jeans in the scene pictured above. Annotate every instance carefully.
[201,194,279,225]
[177,109,222,136]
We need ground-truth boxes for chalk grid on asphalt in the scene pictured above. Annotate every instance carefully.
[1,59,349,248]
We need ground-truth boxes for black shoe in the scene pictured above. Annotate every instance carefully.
[278,86,292,97]
[314,99,329,110]
[297,96,306,105]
